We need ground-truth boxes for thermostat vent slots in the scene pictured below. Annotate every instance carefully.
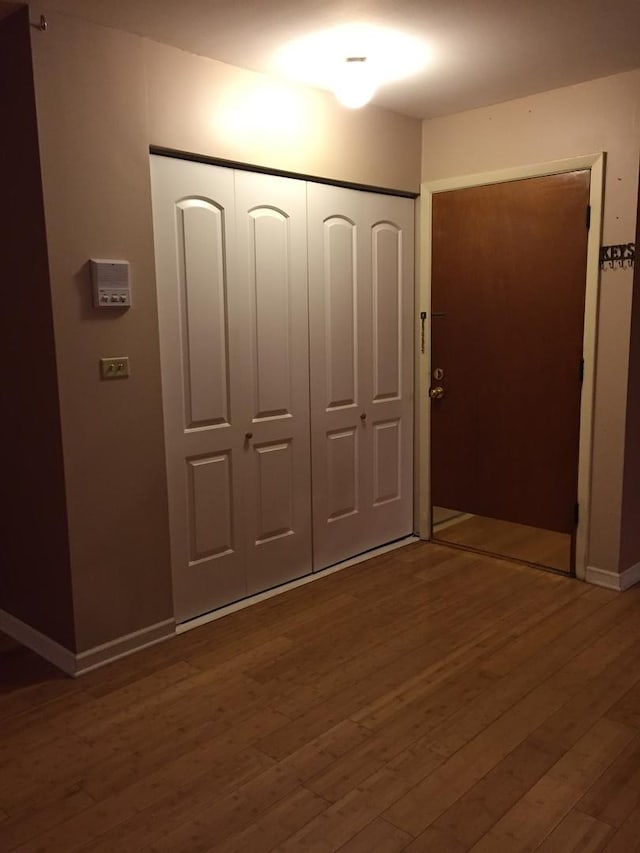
[90,259,132,308]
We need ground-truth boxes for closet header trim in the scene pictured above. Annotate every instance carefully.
[149,146,419,200]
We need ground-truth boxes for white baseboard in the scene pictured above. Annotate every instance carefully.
[74,619,175,676]
[177,535,419,634]
[0,609,175,677]
[585,562,640,592]
[0,609,77,674]
[4,537,419,671]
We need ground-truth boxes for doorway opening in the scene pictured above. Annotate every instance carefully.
[417,155,605,579]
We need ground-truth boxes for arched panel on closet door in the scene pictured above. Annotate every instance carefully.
[372,222,402,402]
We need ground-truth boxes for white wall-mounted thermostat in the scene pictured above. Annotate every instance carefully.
[90,259,132,308]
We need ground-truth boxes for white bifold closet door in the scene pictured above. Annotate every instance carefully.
[151,155,312,623]
[307,183,414,571]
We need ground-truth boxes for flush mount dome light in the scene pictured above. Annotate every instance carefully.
[334,57,376,108]
[276,24,430,110]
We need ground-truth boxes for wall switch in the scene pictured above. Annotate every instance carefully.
[100,357,130,380]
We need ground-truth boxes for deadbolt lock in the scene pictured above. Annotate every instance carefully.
[429,385,445,400]
[433,367,444,381]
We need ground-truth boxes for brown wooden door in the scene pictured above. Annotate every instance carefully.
[430,171,590,536]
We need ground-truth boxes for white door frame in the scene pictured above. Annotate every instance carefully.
[415,153,605,580]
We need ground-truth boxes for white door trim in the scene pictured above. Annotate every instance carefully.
[416,153,605,580]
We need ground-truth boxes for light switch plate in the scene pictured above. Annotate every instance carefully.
[100,357,130,380]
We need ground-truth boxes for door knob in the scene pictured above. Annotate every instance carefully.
[245,431,253,440]
[429,386,445,400]
[360,412,367,421]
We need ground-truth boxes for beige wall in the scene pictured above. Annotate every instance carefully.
[421,70,640,574]
[31,12,173,651]
[620,184,640,573]
[1,7,75,649]
[144,40,421,193]
[29,7,422,651]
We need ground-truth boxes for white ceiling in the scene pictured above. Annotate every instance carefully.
[22,0,640,118]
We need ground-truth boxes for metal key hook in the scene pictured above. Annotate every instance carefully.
[31,15,48,31]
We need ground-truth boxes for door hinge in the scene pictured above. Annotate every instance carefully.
[586,205,591,230]
[574,502,580,525]
[579,358,584,383]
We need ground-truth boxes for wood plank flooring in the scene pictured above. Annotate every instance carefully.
[433,513,571,573]
[1,541,640,852]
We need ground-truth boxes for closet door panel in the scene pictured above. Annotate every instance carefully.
[253,440,295,541]
[151,155,246,622]
[235,170,312,594]
[309,183,414,571]
[187,453,234,560]
[322,215,362,528]
[179,199,231,426]
[308,185,369,569]
[327,427,359,520]
[326,217,358,408]
[372,223,402,401]
[367,193,414,541]
[372,419,402,504]
[250,208,293,417]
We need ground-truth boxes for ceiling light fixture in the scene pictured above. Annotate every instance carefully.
[276,24,431,110]
[334,56,376,109]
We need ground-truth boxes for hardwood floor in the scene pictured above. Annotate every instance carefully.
[1,541,640,852]
[433,513,572,573]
